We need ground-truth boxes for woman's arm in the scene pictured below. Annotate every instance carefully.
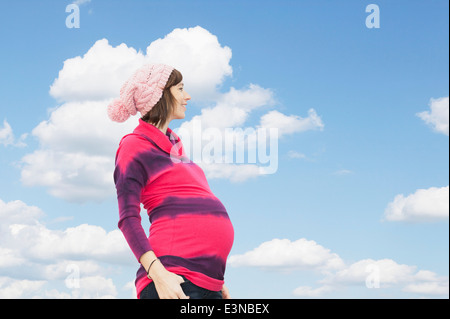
[140,251,189,299]
[115,138,188,299]
[221,284,231,299]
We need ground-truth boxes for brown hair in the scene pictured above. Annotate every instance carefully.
[141,69,183,128]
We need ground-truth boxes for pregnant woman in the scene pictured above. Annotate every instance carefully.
[107,64,234,299]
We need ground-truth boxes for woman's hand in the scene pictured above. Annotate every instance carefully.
[152,266,189,299]
[140,251,189,299]
[222,284,231,299]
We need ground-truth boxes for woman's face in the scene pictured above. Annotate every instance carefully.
[170,82,191,120]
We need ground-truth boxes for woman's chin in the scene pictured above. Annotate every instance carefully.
[174,113,185,120]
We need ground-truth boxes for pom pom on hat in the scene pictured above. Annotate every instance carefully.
[107,63,174,123]
[107,98,131,123]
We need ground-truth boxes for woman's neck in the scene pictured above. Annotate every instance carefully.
[149,120,170,135]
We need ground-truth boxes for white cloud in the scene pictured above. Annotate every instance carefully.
[72,0,91,6]
[182,84,275,130]
[42,260,102,281]
[21,149,115,202]
[230,238,449,298]
[71,276,118,299]
[0,199,130,265]
[218,84,275,112]
[22,27,235,202]
[50,27,233,103]
[31,100,134,155]
[228,238,345,271]
[25,41,146,202]
[417,96,449,136]
[321,259,449,297]
[123,280,138,299]
[333,169,353,176]
[0,277,46,299]
[176,85,322,181]
[23,26,324,202]
[0,119,27,147]
[145,26,232,101]
[0,248,25,268]
[384,186,449,222]
[404,280,449,296]
[175,84,279,180]
[0,198,130,298]
[20,100,137,203]
[49,39,146,102]
[259,109,324,137]
[0,119,13,146]
[292,285,333,298]
[287,151,306,159]
[0,200,44,270]
[198,163,261,182]
[10,222,130,264]
[329,259,416,286]
[0,199,44,224]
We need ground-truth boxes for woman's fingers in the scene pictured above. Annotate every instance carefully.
[154,272,190,299]
[177,289,190,299]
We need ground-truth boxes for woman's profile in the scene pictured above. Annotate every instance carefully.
[107,64,234,299]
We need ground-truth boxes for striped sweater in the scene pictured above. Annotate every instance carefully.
[114,119,234,298]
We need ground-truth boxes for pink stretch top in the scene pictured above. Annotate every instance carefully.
[114,119,234,298]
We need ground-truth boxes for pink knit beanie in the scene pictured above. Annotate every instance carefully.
[107,63,174,122]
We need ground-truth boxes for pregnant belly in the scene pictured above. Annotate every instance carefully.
[149,213,234,262]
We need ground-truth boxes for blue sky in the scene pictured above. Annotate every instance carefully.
[0,0,448,298]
